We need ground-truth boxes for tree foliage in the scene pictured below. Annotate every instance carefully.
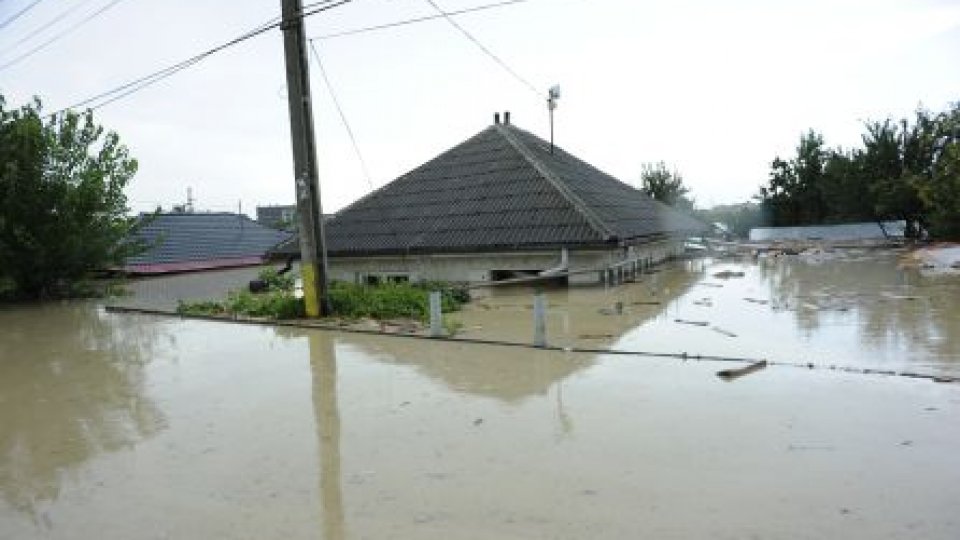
[758,103,960,239]
[0,96,142,299]
[639,161,694,211]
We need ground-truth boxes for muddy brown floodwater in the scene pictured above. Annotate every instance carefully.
[2,250,959,539]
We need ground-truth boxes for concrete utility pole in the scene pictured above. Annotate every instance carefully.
[280,0,332,316]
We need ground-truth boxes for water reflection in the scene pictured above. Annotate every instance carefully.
[349,337,593,404]
[308,333,344,540]
[758,251,960,370]
[0,303,168,524]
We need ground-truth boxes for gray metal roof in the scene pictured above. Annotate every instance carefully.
[279,122,705,257]
[127,212,292,266]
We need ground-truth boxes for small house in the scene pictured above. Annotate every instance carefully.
[276,115,705,284]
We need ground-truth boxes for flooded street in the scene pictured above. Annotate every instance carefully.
[2,250,960,538]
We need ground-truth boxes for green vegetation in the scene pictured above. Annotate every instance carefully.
[758,102,960,239]
[176,270,469,322]
[257,267,295,292]
[0,95,144,299]
[639,161,694,212]
[328,281,466,320]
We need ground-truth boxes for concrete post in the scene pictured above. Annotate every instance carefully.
[429,291,442,337]
[281,0,331,316]
[533,292,547,348]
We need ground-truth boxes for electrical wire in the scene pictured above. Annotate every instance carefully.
[47,0,353,116]
[423,0,542,98]
[0,0,45,31]
[3,0,99,52]
[308,39,374,190]
[311,0,529,40]
[0,0,128,73]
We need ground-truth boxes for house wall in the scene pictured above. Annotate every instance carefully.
[327,239,684,285]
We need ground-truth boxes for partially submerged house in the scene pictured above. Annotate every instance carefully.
[125,212,291,274]
[276,115,705,284]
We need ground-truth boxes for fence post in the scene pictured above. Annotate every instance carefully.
[533,291,547,348]
[429,290,442,337]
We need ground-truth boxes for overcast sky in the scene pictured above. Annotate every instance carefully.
[2,0,959,215]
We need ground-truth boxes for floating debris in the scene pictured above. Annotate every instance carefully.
[675,318,709,326]
[692,297,713,307]
[696,282,724,288]
[713,270,745,279]
[711,326,737,338]
[743,297,769,305]
[717,360,767,380]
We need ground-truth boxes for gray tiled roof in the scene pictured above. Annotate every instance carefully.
[279,123,705,256]
[127,212,292,265]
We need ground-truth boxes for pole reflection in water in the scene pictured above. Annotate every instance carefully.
[308,332,344,540]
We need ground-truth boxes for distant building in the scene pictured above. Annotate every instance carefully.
[273,115,705,284]
[124,212,291,274]
[256,205,297,230]
[749,221,906,243]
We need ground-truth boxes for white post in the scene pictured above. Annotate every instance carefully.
[533,292,547,348]
[429,291,442,337]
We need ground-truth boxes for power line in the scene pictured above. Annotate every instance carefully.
[3,0,98,52]
[423,0,542,98]
[47,0,353,116]
[0,0,45,31]
[308,39,373,189]
[311,0,530,40]
[0,0,128,73]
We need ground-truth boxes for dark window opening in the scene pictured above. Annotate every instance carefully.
[490,269,541,282]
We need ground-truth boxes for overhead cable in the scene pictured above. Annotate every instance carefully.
[0,0,46,31]
[0,0,128,73]
[308,39,374,189]
[423,0,542,98]
[48,0,353,116]
[3,0,98,52]
[311,0,529,40]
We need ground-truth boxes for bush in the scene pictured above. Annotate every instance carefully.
[257,267,295,292]
[175,280,467,321]
[329,281,468,320]
[226,290,304,319]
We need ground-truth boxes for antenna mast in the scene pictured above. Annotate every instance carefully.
[548,85,561,154]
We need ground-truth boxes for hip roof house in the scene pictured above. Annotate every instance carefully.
[277,115,705,284]
[125,212,291,274]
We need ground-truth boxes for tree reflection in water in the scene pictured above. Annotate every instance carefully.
[0,303,169,525]
[758,251,960,371]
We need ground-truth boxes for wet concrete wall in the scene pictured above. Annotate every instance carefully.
[326,240,684,284]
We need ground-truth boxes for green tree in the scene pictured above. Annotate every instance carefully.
[639,161,693,211]
[917,104,960,238]
[0,96,142,299]
[759,131,833,226]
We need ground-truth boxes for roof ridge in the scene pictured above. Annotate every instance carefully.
[494,124,617,242]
